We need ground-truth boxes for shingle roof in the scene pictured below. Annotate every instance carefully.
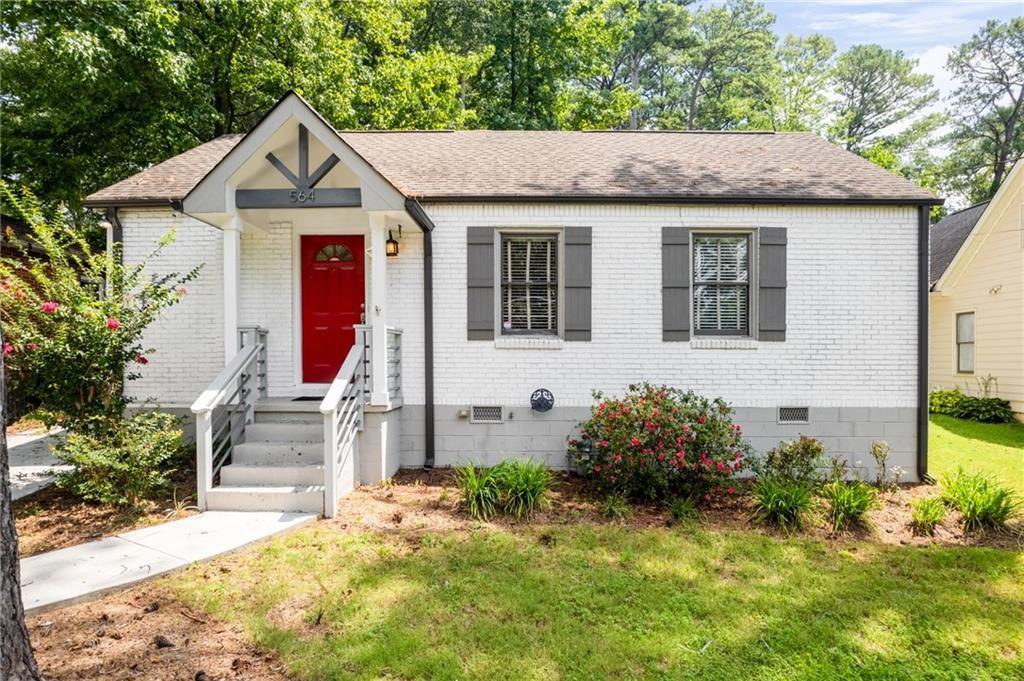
[930,202,989,285]
[85,129,940,206]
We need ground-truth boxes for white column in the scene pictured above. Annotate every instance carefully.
[223,217,241,363]
[369,212,389,405]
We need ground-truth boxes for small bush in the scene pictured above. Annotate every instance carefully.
[750,477,814,531]
[53,411,183,506]
[569,383,751,503]
[952,396,1015,424]
[669,496,699,524]
[454,464,500,520]
[941,468,1021,530]
[491,459,551,519]
[929,388,966,416]
[756,436,827,487]
[598,494,632,521]
[910,497,947,536]
[820,480,878,533]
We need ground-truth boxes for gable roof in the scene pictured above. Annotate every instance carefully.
[929,202,989,286]
[84,126,941,208]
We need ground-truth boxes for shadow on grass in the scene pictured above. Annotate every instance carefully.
[172,524,1024,680]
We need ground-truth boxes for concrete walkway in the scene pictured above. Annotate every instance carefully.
[20,511,316,614]
[8,429,70,501]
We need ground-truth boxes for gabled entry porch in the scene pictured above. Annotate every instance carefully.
[182,92,431,516]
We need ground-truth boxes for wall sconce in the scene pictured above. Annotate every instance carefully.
[386,224,401,257]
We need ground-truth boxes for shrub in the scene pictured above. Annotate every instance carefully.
[454,464,500,520]
[568,383,751,503]
[819,480,878,533]
[952,396,1015,424]
[598,494,632,521]
[491,459,551,519]
[940,468,1020,531]
[53,411,184,506]
[756,436,827,487]
[750,477,814,531]
[910,497,947,536]
[929,388,966,416]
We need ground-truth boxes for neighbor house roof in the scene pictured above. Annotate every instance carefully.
[929,202,989,286]
[84,129,940,207]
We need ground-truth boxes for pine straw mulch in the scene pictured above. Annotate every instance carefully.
[14,463,200,557]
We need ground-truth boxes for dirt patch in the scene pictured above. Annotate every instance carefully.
[7,417,48,435]
[28,584,290,680]
[14,464,199,557]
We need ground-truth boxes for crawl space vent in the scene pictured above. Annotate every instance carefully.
[777,406,809,423]
[470,406,503,424]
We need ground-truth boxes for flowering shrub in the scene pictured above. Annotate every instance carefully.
[1,184,198,430]
[753,436,827,487]
[568,384,751,502]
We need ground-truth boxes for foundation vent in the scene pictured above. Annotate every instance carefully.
[777,406,809,424]
[470,406,504,424]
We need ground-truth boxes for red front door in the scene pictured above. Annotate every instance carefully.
[301,235,365,383]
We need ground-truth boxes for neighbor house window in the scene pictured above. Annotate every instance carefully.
[693,234,750,335]
[501,233,558,334]
[956,312,975,373]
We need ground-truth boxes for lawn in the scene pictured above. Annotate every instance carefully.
[169,522,1024,680]
[930,415,1024,496]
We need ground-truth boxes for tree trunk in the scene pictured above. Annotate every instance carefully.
[629,57,640,131]
[0,327,42,680]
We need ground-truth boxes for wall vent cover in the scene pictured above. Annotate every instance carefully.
[777,406,809,423]
[471,406,504,424]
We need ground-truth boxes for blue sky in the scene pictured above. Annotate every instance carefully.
[762,1,1023,96]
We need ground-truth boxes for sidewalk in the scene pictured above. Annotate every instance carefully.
[8,428,70,500]
[20,510,316,614]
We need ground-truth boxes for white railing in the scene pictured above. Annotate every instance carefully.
[319,344,365,518]
[237,326,269,398]
[191,339,263,510]
[354,325,403,404]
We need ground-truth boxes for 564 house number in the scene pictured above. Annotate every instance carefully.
[289,188,316,203]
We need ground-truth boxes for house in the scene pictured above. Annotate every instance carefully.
[84,92,940,515]
[929,159,1023,418]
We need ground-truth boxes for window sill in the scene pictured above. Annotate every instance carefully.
[495,336,564,350]
[690,337,758,350]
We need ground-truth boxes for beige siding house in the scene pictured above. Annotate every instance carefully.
[929,159,1024,418]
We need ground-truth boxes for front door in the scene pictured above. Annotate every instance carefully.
[301,235,365,383]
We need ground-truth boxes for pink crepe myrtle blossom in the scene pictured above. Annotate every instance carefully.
[40,301,59,314]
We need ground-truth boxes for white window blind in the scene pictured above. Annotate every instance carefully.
[501,234,558,334]
[956,312,975,373]
[693,235,750,334]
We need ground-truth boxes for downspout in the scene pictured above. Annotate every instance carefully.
[917,205,930,481]
[404,199,435,469]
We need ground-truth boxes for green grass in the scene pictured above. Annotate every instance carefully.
[170,524,1024,680]
[930,415,1024,496]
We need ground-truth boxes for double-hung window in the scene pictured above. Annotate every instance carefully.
[693,234,751,335]
[956,312,975,373]
[500,233,559,335]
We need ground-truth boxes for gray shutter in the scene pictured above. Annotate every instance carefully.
[662,227,690,341]
[563,227,592,341]
[758,227,787,341]
[467,226,495,340]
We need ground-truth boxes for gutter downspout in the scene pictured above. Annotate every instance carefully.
[404,199,435,469]
[917,205,930,482]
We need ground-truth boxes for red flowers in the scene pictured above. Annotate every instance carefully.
[3,343,13,356]
[136,353,149,365]
[40,301,59,314]
[630,436,641,447]
[697,415,707,425]
[106,318,121,330]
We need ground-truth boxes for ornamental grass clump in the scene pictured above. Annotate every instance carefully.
[750,477,814,531]
[940,468,1020,531]
[569,383,751,503]
[455,459,552,521]
[910,497,947,536]
[455,464,500,521]
[819,480,878,533]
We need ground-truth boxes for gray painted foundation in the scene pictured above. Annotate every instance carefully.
[401,404,920,482]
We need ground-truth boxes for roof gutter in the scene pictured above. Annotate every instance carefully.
[917,205,930,482]
[416,194,945,207]
[404,198,435,470]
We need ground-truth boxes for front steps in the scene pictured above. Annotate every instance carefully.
[208,401,326,514]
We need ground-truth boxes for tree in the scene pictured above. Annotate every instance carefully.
[945,18,1024,201]
[829,44,938,151]
[1,323,41,678]
[748,34,835,132]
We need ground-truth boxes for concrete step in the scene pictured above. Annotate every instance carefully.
[245,422,323,444]
[254,410,322,425]
[206,485,324,513]
[233,442,322,465]
[219,462,324,487]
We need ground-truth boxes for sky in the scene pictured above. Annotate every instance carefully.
[764,0,1023,99]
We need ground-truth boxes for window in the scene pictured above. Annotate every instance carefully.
[314,243,353,262]
[956,312,975,373]
[693,234,750,335]
[501,233,558,334]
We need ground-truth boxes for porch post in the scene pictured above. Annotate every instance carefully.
[369,212,389,405]
[223,217,241,363]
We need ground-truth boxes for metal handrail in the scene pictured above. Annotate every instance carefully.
[320,344,365,518]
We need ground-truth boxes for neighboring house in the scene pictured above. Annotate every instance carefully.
[84,92,939,515]
[929,159,1024,418]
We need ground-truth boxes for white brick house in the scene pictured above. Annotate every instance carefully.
[86,92,939,514]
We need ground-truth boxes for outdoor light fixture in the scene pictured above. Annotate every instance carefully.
[386,224,401,257]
